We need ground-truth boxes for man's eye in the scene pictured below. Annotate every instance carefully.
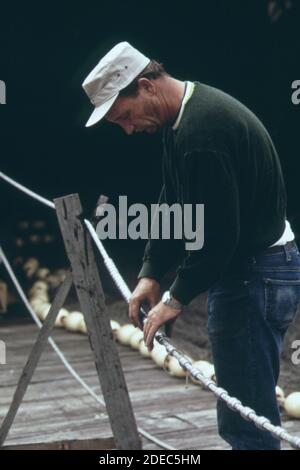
[121,112,130,120]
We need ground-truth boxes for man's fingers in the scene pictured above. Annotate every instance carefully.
[143,311,158,351]
[143,315,150,338]
[144,323,157,351]
[129,298,141,328]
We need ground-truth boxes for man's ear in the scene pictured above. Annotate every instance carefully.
[137,78,156,96]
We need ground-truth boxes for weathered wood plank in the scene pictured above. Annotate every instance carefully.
[0,273,73,446]
[0,281,8,313]
[54,194,141,450]
[1,322,299,450]
[3,436,115,450]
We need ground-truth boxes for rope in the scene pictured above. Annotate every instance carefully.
[0,247,106,402]
[0,246,175,450]
[1,170,300,449]
[85,221,300,450]
[0,172,55,209]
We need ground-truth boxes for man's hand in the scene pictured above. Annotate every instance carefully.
[143,301,183,351]
[129,277,160,329]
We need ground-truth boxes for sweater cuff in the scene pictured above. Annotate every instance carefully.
[137,259,166,283]
[169,275,199,305]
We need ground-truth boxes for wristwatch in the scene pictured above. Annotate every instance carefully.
[162,290,184,310]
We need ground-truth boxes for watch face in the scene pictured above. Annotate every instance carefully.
[162,291,170,303]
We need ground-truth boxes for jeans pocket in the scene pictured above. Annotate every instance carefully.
[263,277,300,330]
[207,281,250,338]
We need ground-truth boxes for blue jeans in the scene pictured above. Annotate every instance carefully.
[207,241,300,450]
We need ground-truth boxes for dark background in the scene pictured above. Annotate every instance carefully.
[0,0,300,272]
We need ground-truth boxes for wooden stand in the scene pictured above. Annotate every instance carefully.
[0,193,141,450]
[0,280,8,313]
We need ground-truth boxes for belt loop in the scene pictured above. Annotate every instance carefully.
[284,243,292,262]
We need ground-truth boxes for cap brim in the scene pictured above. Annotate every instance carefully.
[85,93,119,127]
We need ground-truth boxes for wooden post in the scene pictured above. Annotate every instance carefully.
[0,272,73,446]
[54,194,141,450]
[0,280,7,313]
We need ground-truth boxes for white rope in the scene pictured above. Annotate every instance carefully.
[0,246,175,450]
[0,172,55,209]
[0,247,107,401]
[84,220,132,302]
[1,170,300,449]
[86,222,300,450]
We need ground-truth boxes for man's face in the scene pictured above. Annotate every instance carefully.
[105,79,164,135]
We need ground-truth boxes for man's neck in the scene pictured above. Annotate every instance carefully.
[156,76,186,126]
[170,81,187,128]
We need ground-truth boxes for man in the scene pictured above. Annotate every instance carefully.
[82,42,300,450]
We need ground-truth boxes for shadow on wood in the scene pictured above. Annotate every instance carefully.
[2,437,115,450]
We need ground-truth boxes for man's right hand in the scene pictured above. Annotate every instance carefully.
[129,277,160,329]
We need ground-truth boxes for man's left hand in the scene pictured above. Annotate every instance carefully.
[143,301,183,351]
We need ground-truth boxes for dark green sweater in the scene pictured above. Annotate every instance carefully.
[138,82,287,304]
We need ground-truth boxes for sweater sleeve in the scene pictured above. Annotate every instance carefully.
[169,150,240,304]
[137,184,185,282]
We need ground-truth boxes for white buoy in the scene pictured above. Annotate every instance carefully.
[63,312,84,332]
[284,392,300,419]
[191,360,215,384]
[129,328,144,349]
[30,291,49,304]
[116,324,136,345]
[38,303,52,321]
[33,220,46,229]
[110,320,120,333]
[28,281,48,298]
[15,238,25,248]
[30,297,44,309]
[36,267,50,280]
[29,280,48,290]
[18,220,30,230]
[46,269,67,290]
[139,339,151,358]
[46,274,59,290]
[30,299,48,317]
[151,342,169,368]
[23,258,39,279]
[55,308,69,328]
[44,234,55,244]
[76,318,121,335]
[78,316,87,334]
[29,234,40,244]
[275,385,285,408]
[166,355,189,378]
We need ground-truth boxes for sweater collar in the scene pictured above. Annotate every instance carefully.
[172,81,195,131]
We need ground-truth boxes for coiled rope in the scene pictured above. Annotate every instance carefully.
[1,170,300,450]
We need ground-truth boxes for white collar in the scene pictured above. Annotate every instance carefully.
[172,81,195,131]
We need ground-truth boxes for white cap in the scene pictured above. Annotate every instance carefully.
[82,41,150,127]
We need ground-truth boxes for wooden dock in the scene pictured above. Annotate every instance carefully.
[0,320,299,450]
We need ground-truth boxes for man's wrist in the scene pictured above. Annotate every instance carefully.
[162,290,184,310]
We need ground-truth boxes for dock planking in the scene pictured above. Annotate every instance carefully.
[0,321,299,450]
